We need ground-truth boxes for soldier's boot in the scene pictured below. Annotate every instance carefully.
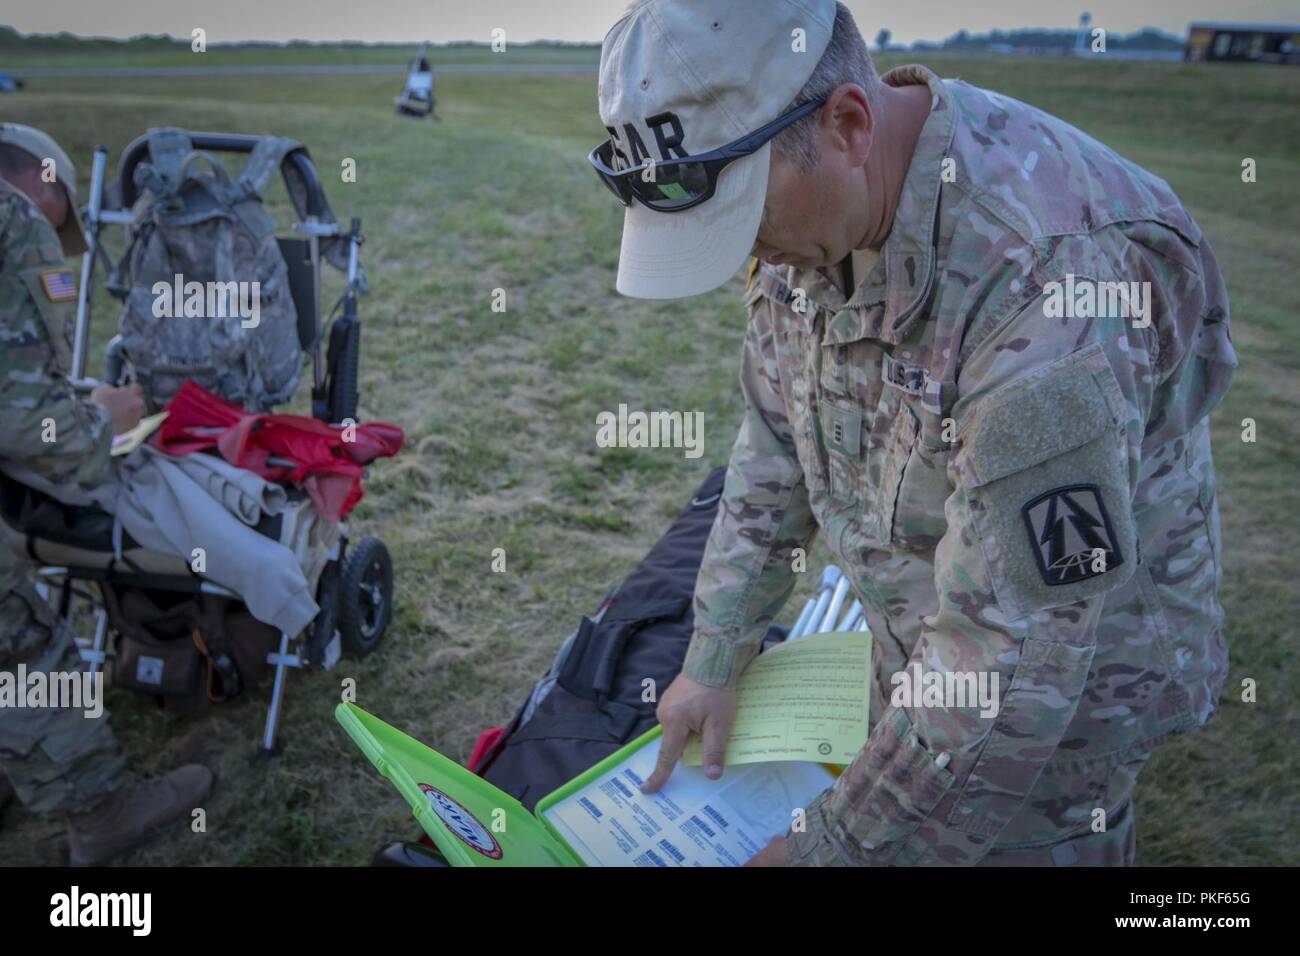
[66,764,213,865]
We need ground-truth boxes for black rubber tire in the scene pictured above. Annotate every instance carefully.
[338,538,393,658]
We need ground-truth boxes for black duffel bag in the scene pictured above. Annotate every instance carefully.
[474,465,783,810]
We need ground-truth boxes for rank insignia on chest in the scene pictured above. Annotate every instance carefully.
[40,269,77,302]
[820,400,862,457]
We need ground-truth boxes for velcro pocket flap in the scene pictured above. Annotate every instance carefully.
[955,343,1127,488]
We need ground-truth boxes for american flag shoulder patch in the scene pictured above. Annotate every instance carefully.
[40,269,77,302]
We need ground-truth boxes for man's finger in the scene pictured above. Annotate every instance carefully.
[700,712,730,779]
[641,720,689,794]
[744,837,787,867]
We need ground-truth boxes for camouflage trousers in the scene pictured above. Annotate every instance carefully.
[0,575,124,815]
[808,721,1152,866]
[977,752,1150,866]
[866,628,1153,866]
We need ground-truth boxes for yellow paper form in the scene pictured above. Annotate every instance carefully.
[110,411,169,457]
[682,630,871,767]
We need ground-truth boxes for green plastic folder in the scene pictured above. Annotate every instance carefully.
[336,701,663,867]
[338,702,839,866]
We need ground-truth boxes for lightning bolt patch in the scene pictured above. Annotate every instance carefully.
[1022,484,1124,585]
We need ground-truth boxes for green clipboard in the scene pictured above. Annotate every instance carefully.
[335,702,664,867]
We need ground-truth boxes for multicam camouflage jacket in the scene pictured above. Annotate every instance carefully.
[682,65,1237,864]
[0,178,113,543]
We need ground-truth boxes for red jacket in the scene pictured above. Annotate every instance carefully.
[153,381,403,521]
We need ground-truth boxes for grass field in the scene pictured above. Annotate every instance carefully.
[0,49,1297,866]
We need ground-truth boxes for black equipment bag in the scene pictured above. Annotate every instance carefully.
[476,467,730,810]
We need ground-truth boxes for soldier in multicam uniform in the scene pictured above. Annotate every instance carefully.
[0,123,212,863]
[591,1,1236,865]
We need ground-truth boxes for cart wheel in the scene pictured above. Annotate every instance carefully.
[338,538,393,657]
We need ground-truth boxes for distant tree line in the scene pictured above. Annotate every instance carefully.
[913,27,1184,53]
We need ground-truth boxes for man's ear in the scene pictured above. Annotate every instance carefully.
[24,174,69,230]
[821,82,872,166]
[47,183,71,230]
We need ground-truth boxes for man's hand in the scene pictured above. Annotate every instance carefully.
[640,674,736,793]
[90,383,145,435]
[744,837,789,867]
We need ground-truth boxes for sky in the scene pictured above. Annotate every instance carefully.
[3,0,1297,46]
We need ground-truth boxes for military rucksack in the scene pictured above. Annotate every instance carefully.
[114,128,303,411]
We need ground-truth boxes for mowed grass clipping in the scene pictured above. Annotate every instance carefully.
[0,51,1297,865]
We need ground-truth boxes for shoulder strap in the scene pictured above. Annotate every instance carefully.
[133,128,233,217]
[250,138,360,284]
[557,597,691,701]
[236,136,304,197]
[139,127,194,198]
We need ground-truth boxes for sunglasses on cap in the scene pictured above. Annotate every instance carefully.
[588,95,828,213]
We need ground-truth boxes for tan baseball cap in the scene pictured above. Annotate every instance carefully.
[598,0,835,299]
[0,123,88,256]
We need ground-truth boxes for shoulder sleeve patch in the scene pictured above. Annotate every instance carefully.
[954,343,1136,618]
[40,269,78,302]
[19,267,75,370]
[1021,483,1124,586]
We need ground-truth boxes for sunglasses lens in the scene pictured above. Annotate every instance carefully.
[627,160,712,210]
[590,142,632,205]
[595,167,630,204]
